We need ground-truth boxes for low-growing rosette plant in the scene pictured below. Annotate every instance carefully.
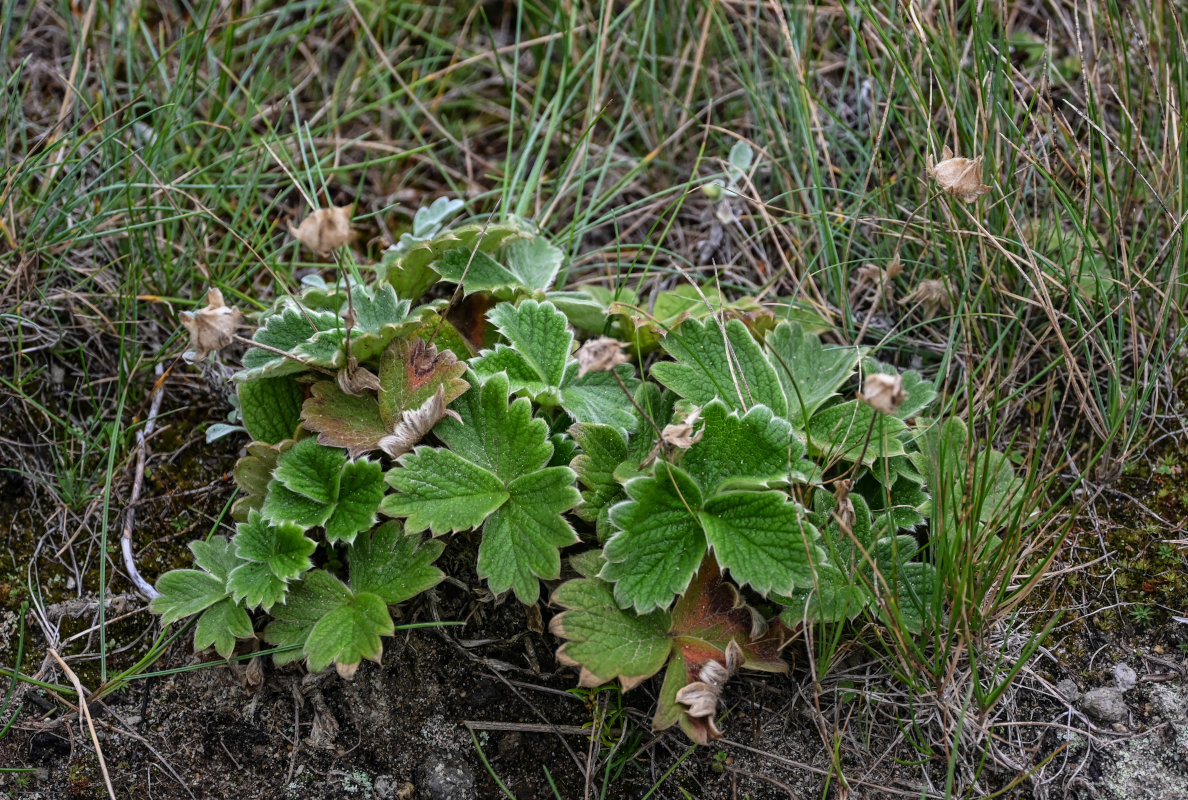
[156,198,1024,741]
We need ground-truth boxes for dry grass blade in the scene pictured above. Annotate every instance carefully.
[47,649,116,800]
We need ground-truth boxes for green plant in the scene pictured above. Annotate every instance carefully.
[1129,604,1156,628]
[153,199,1026,741]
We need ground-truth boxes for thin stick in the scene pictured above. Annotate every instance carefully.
[48,649,117,800]
[463,720,593,737]
[122,363,166,600]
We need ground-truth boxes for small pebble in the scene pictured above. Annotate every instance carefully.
[1056,678,1081,702]
[1080,687,1128,724]
[1113,663,1138,692]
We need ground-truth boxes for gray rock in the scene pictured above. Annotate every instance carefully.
[417,756,475,800]
[1080,687,1128,724]
[1057,678,1081,701]
[1113,663,1138,692]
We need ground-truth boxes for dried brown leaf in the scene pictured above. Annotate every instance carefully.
[337,358,382,397]
[378,385,460,458]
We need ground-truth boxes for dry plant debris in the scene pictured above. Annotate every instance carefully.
[859,373,905,416]
[289,204,353,254]
[574,336,630,377]
[180,287,242,363]
[927,146,992,202]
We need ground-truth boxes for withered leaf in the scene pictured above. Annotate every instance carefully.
[672,639,743,742]
[378,385,461,459]
[640,406,704,469]
[337,359,382,397]
[289,204,353,254]
[181,287,241,363]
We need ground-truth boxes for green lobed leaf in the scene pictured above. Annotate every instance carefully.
[601,466,706,613]
[323,458,385,544]
[679,401,803,493]
[501,236,563,292]
[651,318,786,416]
[806,400,907,465]
[909,417,1023,540]
[381,448,509,534]
[699,492,822,596]
[348,521,445,604]
[226,561,288,611]
[549,577,672,689]
[263,570,352,668]
[232,511,315,581]
[189,536,242,583]
[239,303,344,380]
[777,493,878,626]
[150,569,228,626]
[192,598,254,659]
[472,299,573,394]
[238,375,304,444]
[569,423,628,541]
[262,438,384,543]
[764,322,862,424]
[476,467,579,603]
[271,438,345,505]
[262,481,334,529]
[558,363,640,433]
[388,219,533,280]
[432,372,552,481]
[305,591,393,677]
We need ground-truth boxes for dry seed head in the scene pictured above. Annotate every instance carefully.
[859,373,905,416]
[575,336,630,377]
[927,146,991,203]
[832,479,856,531]
[660,406,704,449]
[903,278,952,316]
[180,287,241,363]
[289,204,353,254]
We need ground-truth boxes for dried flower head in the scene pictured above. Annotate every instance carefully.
[575,336,630,378]
[927,146,991,203]
[854,258,904,303]
[859,373,905,416]
[832,479,856,532]
[181,287,241,363]
[903,278,952,317]
[289,204,353,254]
[661,406,704,450]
